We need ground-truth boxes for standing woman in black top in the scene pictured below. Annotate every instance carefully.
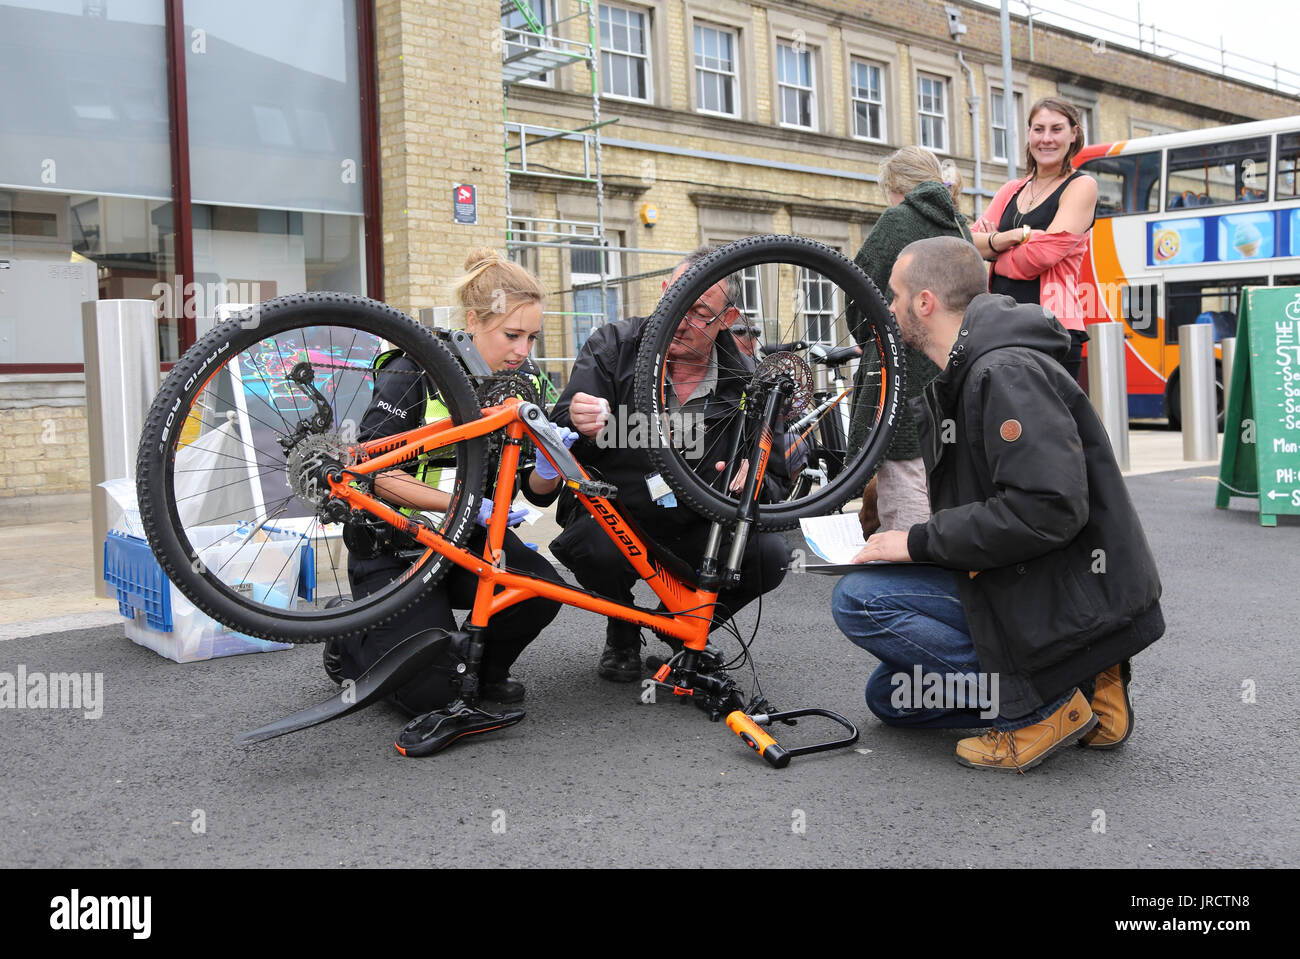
[971,96,1099,381]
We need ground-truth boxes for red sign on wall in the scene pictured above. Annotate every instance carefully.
[453,184,477,225]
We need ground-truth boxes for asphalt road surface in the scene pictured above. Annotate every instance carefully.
[1,467,1295,868]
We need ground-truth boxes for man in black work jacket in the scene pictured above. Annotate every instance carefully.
[833,236,1163,772]
[550,247,791,681]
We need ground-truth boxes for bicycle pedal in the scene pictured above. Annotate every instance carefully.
[394,703,525,757]
[566,477,619,499]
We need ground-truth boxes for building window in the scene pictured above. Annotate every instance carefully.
[917,74,948,152]
[777,41,815,130]
[570,240,620,342]
[1077,105,1095,147]
[599,4,651,102]
[800,268,837,344]
[738,264,763,325]
[990,88,1022,162]
[850,60,885,141]
[694,23,737,116]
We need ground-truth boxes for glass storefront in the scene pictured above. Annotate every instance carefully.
[0,0,368,366]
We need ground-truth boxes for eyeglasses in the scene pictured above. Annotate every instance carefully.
[682,304,726,328]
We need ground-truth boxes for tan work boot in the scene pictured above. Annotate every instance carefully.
[1079,661,1133,749]
[955,688,1097,773]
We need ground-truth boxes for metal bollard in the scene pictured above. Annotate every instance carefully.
[83,300,161,596]
[1179,323,1218,461]
[1086,321,1130,471]
[1219,336,1236,414]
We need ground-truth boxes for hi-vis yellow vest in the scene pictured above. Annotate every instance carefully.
[373,348,547,496]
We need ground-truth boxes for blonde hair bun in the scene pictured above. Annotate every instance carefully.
[450,247,545,330]
[463,247,506,272]
[878,145,963,205]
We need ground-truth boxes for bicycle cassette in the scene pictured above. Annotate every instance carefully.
[753,352,813,419]
[476,371,543,410]
[285,431,356,510]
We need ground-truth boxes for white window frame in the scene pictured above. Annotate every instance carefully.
[917,73,948,153]
[776,40,816,131]
[737,264,763,326]
[799,267,838,346]
[598,2,652,103]
[849,58,886,142]
[693,22,739,118]
[989,86,1024,163]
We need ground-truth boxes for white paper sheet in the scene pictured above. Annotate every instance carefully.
[798,513,867,565]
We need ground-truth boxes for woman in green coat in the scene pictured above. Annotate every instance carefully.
[847,146,973,534]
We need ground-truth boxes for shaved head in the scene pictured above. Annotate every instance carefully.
[894,236,988,313]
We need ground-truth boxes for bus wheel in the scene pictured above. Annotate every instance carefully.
[1164,364,1225,433]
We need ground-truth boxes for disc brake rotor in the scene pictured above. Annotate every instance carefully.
[753,351,814,420]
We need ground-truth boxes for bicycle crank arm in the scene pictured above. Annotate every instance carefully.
[726,707,860,768]
[518,403,618,498]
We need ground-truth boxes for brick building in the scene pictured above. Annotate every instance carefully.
[1,0,1296,522]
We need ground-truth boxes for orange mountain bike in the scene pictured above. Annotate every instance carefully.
[135,236,904,765]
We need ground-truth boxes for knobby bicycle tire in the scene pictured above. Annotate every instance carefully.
[633,235,904,531]
[136,293,487,644]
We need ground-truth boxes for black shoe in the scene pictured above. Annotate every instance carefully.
[323,637,348,685]
[479,676,526,704]
[597,642,642,682]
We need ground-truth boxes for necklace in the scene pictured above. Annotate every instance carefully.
[1013,170,1066,229]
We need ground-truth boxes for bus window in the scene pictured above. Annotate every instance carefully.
[1164,278,1264,344]
[1121,283,1160,337]
[1078,152,1160,216]
[1166,137,1269,208]
[1274,273,1300,287]
[1276,132,1300,200]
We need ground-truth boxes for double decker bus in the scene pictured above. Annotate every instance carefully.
[1074,116,1300,424]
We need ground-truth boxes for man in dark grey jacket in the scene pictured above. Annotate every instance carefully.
[832,236,1163,772]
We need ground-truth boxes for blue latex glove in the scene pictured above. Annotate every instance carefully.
[533,425,580,482]
[477,499,530,528]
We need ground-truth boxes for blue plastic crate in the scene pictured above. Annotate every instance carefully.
[104,530,173,630]
[104,529,316,630]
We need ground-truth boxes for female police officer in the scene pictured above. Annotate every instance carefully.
[324,248,572,712]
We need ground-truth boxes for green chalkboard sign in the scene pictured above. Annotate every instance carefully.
[1217,286,1300,526]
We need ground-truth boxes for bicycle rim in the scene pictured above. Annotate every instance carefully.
[135,293,487,643]
[633,235,904,531]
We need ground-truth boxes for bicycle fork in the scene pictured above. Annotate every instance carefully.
[661,377,860,767]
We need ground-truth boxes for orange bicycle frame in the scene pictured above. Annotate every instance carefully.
[325,398,721,650]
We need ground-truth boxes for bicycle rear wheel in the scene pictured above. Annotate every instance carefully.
[136,293,487,643]
[633,235,904,531]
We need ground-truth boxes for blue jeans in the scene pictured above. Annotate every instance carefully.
[830,565,1070,730]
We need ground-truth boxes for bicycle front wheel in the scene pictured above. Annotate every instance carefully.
[633,235,904,531]
[136,293,487,643]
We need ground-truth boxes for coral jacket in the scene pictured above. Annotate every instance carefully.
[975,175,1092,332]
